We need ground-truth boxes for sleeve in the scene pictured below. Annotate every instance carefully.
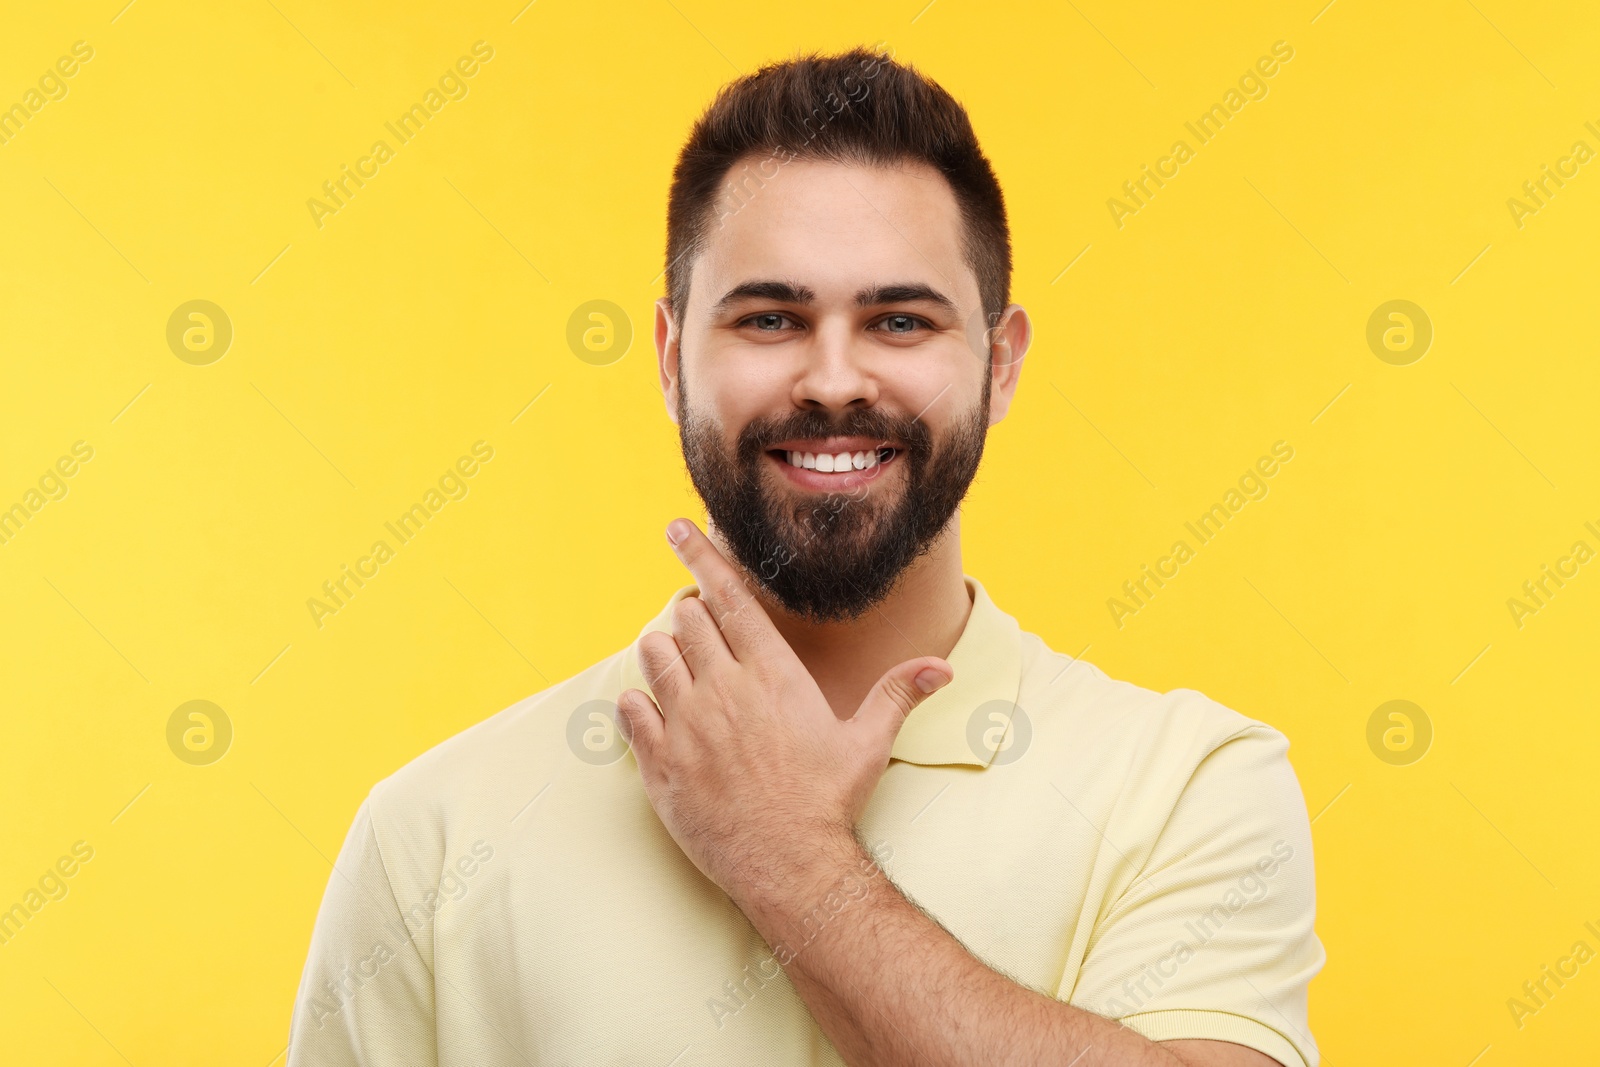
[1067,724,1325,1067]
[287,796,439,1067]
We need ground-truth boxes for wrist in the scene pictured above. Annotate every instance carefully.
[731,826,885,954]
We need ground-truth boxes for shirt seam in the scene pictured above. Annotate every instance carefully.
[1092,721,1273,934]
[364,786,437,980]
[1117,1006,1310,1067]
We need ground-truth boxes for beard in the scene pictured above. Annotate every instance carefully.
[677,370,991,623]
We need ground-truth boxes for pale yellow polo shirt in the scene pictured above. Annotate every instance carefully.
[288,576,1323,1066]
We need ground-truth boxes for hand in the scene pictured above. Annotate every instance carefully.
[615,517,953,905]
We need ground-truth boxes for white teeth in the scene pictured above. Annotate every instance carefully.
[780,448,890,472]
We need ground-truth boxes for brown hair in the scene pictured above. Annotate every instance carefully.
[664,45,1011,330]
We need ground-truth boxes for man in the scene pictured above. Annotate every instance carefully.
[289,45,1323,1067]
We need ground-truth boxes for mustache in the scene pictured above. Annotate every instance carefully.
[734,407,933,466]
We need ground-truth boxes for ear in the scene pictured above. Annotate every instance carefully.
[986,303,1031,426]
[655,296,682,426]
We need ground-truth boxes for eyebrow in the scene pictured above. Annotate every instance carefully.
[710,279,957,316]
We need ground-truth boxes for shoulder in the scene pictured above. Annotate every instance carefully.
[310,647,634,961]
[364,645,628,846]
[1016,629,1309,866]
[1019,628,1290,769]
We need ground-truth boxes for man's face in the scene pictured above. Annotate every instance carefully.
[657,157,1024,622]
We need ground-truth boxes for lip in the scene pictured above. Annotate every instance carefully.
[765,444,901,492]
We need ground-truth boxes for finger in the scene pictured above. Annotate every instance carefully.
[616,688,665,769]
[849,657,953,750]
[670,595,733,679]
[665,518,777,660]
[638,630,693,696]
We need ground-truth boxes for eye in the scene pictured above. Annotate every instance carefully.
[738,312,801,331]
[871,313,932,335]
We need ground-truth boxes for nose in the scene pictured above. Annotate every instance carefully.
[791,317,880,411]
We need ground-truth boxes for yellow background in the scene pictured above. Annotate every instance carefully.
[2,0,1597,1062]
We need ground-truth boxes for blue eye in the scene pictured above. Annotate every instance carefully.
[737,312,932,334]
[875,314,928,334]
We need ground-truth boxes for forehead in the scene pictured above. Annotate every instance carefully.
[689,157,978,317]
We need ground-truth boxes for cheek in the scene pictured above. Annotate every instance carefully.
[890,359,983,424]
[698,359,794,424]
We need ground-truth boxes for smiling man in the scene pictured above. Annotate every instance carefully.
[289,46,1323,1067]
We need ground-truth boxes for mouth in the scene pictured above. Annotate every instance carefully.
[763,437,902,490]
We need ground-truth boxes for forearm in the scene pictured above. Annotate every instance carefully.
[731,832,1188,1067]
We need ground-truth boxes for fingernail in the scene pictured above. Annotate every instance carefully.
[665,519,693,547]
[913,668,949,694]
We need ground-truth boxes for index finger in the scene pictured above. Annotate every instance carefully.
[665,517,777,660]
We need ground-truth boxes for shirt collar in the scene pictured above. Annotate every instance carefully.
[618,575,1022,768]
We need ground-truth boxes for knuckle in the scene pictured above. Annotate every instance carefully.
[675,604,714,651]
[749,652,785,689]
[637,634,680,681]
[709,676,742,710]
[712,577,744,616]
[678,598,710,630]
[739,620,771,655]
[883,677,919,711]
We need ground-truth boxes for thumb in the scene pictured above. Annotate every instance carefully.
[851,657,953,746]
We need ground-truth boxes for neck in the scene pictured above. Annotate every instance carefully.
[710,516,973,719]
